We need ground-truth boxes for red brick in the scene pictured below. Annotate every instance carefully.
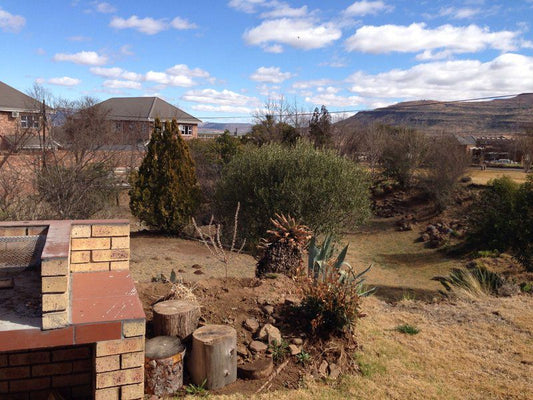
[29,390,54,400]
[95,366,143,389]
[9,377,50,392]
[52,372,91,388]
[0,354,7,367]
[0,381,8,393]
[5,393,30,400]
[0,327,74,353]
[75,322,122,344]
[0,366,30,380]
[32,361,72,376]
[9,351,50,366]
[52,347,90,362]
[71,384,92,398]
[72,359,92,372]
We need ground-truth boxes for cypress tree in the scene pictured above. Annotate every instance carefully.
[130,118,200,233]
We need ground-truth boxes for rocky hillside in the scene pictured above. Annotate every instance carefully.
[337,93,533,135]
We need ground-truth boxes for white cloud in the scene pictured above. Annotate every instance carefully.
[182,88,258,106]
[344,1,392,16]
[346,53,533,101]
[345,23,520,55]
[53,51,108,65]
[192,104,253,114]
[0,7,25,32]
[145,71,194,87]
[244,18,341,50]
[90,67,143,81]
[292,79,333,90]
[439,7,480,19]
[260,5,308,19]
[228,0,266,14]
[103,79,141,89]
[48,76,81,86]
[94,2,116,14]
[250,66,294,83]
[264,44,283,53]
[110,15,196,35]
[166,64,210,78]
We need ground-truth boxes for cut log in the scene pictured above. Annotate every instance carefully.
[188,324,237,390]
[153,300,201,340]
[145,336,186,396]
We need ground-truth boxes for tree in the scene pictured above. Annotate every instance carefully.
[308,105,332,148]
[130,119,200,233]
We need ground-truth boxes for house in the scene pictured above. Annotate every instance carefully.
[0,80,42,150]
[97,96,201,144]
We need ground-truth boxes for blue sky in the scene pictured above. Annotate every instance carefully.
[1,0,533,121]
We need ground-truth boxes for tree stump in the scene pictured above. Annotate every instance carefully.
[145,336,186,397]
[153,300,201,340]
[188,324,237,390]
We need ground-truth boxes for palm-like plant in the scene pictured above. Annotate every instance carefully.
[255,214,312,278]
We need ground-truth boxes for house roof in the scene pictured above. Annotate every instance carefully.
[97,97,201,124]
[0,81,41,112]
[2,135,60,150]
[454,135,477,146]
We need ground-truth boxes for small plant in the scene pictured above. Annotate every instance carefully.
[269,340,290,363]
[475,249,500,258]
[432,265,503,299]
[184,379,209,397]
[520,282,533,293]
[295,350,311,366]
[395,324,420,335]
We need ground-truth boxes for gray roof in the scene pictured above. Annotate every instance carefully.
[97,97,201,124]
[454,135,476,146]
[0,81,41,112]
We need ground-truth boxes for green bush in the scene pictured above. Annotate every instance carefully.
[432,265,504,298]
[130,119,200,234]
[215,141,371,245]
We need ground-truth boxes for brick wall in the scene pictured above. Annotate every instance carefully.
[0,344,93,400]
[0,111,18,138]
[94,320,145,400]
[70,223,130,273]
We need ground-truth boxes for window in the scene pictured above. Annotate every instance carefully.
[179,124,192,135]
[20,115,39,129]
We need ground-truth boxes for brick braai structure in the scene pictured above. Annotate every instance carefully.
[0,220,146,400]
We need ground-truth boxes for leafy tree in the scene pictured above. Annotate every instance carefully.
[309,105,332,148]
[513,175,533,270]
[215,141,371,246]
[130,119,200,233]
[214,130,242,164]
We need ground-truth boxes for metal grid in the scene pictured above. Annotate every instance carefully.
[0,235,45,270]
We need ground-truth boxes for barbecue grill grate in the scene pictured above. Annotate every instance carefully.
[0,235,46,271]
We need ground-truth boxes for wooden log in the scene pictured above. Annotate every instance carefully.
[153,300,201,340]
[145,336,186,396]
[188,324,237,390]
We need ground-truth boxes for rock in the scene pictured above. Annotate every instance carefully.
[249,341,268,353]
[288,344,301,356]
[420,233,430,242]
[284,296,300,306]
[263,305,274,315]
[318,360,329,377]
[244,318,260,333]
[257,324,282,345]
[237,344,249,357]
[238,358,274,380]
[291,338,303,345]
[328,363,341,380]
[191,264,202,269]
[193,270,204,275]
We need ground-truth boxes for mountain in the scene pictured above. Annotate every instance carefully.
[336,93,533,136]
[198,122,252,136]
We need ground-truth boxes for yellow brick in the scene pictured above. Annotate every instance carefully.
[95,355,120,373]
[0,227,26,236]
[121,352,144,369]
[42,311,69,330]
[27,226,47,235]
[95,387,119,400]
[121,382,144,400]
[92,224,130,237]
[96,366,143,389]
[111,236,129,249]
[110,261,129,271]
[70,251,90,263]
[42,293,68,312]
[71,237,110,250]
[123,320,145,338]
[71,225,91,238]
[96,337,144,357]
[70,262,110,273]
[92,249,129,262]
[41,258,68,276]
[42,276,68,293]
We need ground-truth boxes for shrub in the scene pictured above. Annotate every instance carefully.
[300,235,374,338]
[215,141,371,246]
[432,265,504,299]
[130,119,200,234]
[395,324,420,335]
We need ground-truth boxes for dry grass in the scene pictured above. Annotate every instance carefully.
[467,167,528,185]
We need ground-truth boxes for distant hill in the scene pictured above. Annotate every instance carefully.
[198,122,252,136]
[336,93,533,136]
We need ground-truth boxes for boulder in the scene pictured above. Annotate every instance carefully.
[249,341,268,353]
[257,324,282,345]
[288,344,301,356]
[243,318,259,333]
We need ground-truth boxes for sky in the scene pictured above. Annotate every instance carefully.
[1,0,533,122]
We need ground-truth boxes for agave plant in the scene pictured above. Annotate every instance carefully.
[255,214,312,278]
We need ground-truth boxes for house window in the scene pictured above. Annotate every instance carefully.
[179,124,192,135]
[20,115,39,129]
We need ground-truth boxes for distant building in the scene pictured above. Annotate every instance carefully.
[97,97,201,144]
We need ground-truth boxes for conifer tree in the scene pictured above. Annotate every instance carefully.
[308,105,332,148]
[130,118,200,233]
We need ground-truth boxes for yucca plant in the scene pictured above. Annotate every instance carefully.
[255,214,312,278]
